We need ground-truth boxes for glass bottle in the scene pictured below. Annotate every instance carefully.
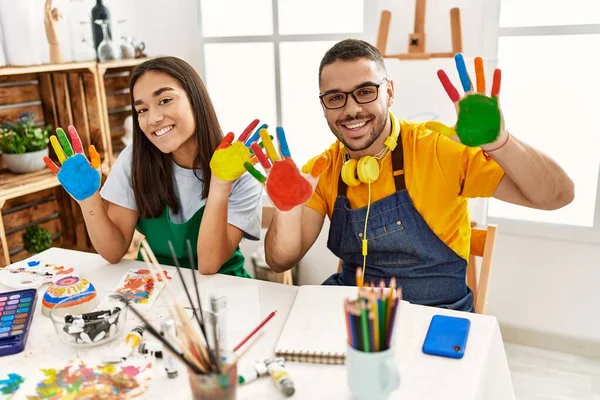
[91,0,111,51]
[95,19,121,61]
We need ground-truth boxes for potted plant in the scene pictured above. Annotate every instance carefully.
[22,225,53,254]
[0,112,52,173]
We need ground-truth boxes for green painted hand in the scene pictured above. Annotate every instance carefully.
[427,53,503,147]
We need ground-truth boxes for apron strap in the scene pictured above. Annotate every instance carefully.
[337,131,405,197]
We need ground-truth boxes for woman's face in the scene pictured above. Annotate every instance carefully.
[133,71,196,154]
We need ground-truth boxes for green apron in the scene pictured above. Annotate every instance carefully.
[136,205,251,278]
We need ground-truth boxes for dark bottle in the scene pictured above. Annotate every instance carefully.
[91,0,112,51]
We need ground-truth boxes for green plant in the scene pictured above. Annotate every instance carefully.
[22,225,53,254]
[0,112,51,154]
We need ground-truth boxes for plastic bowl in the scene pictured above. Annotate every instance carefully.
[49,291,128,348]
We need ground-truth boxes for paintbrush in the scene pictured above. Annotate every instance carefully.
[127,301,203,374]
[167,240,220,373]
[168,241,205,336]
[185,239,206,332]
[185,240,214,364]
[141,241,213,371]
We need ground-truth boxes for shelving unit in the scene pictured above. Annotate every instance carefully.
[0,58,148,266]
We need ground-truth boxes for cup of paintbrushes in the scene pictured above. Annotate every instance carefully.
[188,363,238,400]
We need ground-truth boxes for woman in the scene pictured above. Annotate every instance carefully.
[44,57,263,277]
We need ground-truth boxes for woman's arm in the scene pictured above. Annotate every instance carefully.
[196,176,244,274]
[79,193,139,264]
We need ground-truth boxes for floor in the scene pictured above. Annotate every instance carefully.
[505,343,600,400]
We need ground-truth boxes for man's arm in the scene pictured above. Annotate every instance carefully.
[264,206,325,272]
[487,132,574,210]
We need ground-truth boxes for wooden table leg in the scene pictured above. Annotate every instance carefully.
[0,199,10,267]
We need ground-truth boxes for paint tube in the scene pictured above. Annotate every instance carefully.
[238,361,268,385]
[161,319,179,378]
[265,357,295,396]
[116,325,145,360]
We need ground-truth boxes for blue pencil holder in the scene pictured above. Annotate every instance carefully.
[346,345,400,400]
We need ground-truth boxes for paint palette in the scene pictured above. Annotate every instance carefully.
[0,288,37,357]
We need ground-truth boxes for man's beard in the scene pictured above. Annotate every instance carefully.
[329,111,388,152]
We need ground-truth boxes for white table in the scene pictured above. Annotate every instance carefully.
[1,248,514,399]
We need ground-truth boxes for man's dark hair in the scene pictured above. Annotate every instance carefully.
[319,39,386,84]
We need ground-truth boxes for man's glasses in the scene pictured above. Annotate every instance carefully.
[319,78,388,110]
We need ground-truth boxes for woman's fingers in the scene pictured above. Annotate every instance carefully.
[50,135,67,164]
[44,156,60,174]
[89,145,101,169]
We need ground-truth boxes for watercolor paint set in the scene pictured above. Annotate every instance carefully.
[0,288,37,357]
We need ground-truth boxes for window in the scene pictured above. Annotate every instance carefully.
[487,2,600,234]
[197,0,367,166]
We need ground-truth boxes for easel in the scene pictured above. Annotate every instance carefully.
[376,0,463,60]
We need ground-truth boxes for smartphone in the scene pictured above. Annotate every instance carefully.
[422,314,470,359]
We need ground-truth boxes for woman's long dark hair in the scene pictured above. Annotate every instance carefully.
[129,57,223,219]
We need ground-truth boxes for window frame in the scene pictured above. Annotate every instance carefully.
[195,0,376,127]
[486,7,600,243]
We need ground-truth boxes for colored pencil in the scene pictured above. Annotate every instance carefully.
[344,300,353,346]
[360,303,370,352]
[368,310,376,352]
[233,310,277,352]
[385,289,401,349]
[371,294,380,351]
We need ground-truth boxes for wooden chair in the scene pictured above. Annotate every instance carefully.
[261,206,294,285]
[336,223,497,314]
[468,223,497,314]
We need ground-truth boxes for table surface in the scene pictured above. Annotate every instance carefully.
[1,248,515,399]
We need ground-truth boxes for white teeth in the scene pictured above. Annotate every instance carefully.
[344,121,367,130]
[155,125,174,136]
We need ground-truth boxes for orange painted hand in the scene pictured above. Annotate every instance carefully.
[209,119,267,181]
[244,127,328,212]
[44,126,101,201]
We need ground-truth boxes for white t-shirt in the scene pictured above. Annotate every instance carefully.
[100,145,262,240]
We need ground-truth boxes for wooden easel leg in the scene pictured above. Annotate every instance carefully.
[450,8,463,54]
[376,10,392,56]
[408,0,427,53]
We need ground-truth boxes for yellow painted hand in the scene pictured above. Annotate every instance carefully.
[209,119,265,181]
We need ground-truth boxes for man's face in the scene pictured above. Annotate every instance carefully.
[319,59,394,152]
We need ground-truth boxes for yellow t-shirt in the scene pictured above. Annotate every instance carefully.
[305,119,505,261]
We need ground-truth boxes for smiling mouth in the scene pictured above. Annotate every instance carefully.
[154,125,174,137]
[340,118,372,138]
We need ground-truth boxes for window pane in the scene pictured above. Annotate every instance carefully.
[201,0,273,37]
[279,41,337,166]
[204,43,277,142]
[500,0,600,27]
[487,35,600,226]
[277,0,363,35]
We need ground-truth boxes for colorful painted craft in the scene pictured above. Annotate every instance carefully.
[209,119,266,181]
[15,358,153,399]
[44,126,101,201]
[0,261,75,289]
[112,268,171,308]
[244,126,328,211]
[427,53,503,147]
[0,373,24,399]
[41,276,99,317]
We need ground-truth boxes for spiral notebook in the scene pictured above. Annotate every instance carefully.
[274,285,358,365]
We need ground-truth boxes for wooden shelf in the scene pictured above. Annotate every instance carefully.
[0,61,97,77]
[0,168,59,203]
[98,58,149,72]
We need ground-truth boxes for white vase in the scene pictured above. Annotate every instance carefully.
[2,148,49,173]
[0,0,42,66]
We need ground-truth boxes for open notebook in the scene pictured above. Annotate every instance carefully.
[274,285,359,365]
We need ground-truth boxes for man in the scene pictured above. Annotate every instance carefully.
[263,39,573,311]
